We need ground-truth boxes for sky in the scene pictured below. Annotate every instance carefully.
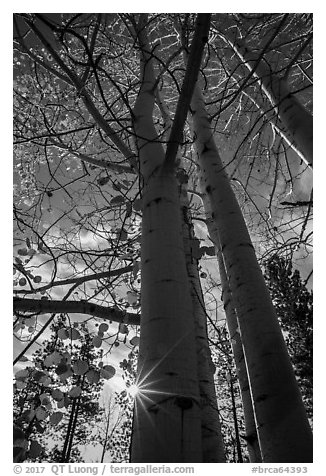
[4,3,325,473]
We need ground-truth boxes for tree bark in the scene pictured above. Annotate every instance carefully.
[130,15,202,462]
[180,184,225,462]
[13,297,140,325]
[191,84,313,462]
[217,244,262,462]
[200,188,262,462]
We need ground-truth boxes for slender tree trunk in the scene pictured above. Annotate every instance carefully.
[228,369,243,463]
[180,183,225,462]
[219,27,313,168]
[100,405,113,463]
[190,84,313,462]
[216,241,262,462]
[65,397,80,462]
[61,398,78,462]
[130,15,202,462]
[201,189,262,461]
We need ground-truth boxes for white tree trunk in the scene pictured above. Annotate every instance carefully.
[180,184,225,462]
[217,245,262,462]
[130,15,202,462]
[200,191,261,462]
[190,84,313,462]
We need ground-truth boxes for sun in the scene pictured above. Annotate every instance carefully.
[127,384,139,398]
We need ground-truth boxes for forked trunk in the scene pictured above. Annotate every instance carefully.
[130,15,202,462]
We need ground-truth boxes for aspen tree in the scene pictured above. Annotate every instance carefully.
[196,186,261,461]
[217,247,262,462]
[180,183,225,462]
[190,83,313,462]
[130,14,203,462]
[156,63,225,461]
[197,186,261,461]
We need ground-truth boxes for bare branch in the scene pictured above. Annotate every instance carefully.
[13,297,140,326]
[14,265,134,295]
[164,14,211,172]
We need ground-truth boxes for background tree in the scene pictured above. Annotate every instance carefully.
[263,255,313,419]
[13,316,115,462]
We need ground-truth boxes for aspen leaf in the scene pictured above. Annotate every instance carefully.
[55,363,69,375]
[51,351,63,364]
[15,369,29,381]
[67,327,81,340]
[57,328,69,340]
[41,377,52,387]
[51,389,64,401]
[205,246,216,256]
[101,365,116,379]
[119,323,128,334]
[112,182,121,191]
[25,316,36,327]
[35,406,48,421]
[61,351,71,364]
[50,411,63,426]
[72,360,89,375]
[29,440,44,458]
[132,198,142,211]
[130,336,140,347]
[16,380,27,389]
[39,394,51,405]
[59,367,73,383]
[21,409,35,422]
[126,291,138,305]
[57,399,66,409]
[97,176,110,186]
[69,386,82,398]
[92,335,102,348]
[14,322,24,333]
[99,323,109,333]
[44,351,62,367]
[86,369,100,384]
[32,370,46,382]
[110,195,125,205]
[19,277,27,286]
